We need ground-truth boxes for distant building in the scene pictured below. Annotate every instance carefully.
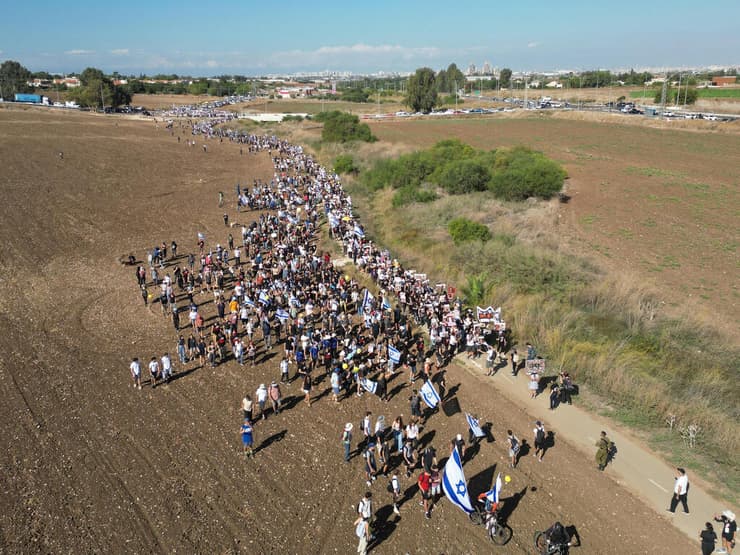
[466,63,476,76]
[711,76,736,86]
[482,61,492,75]
[52,77,81,88]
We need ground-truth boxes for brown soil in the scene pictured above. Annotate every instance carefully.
[368,114,740,337]
[0,106,695,553]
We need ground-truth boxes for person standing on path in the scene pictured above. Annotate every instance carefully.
[667,467,690,514]
[595,431,612,471]
[700,522,717,555]
[148,356,160,388]
[342,423,353,462]
[533,421,546,462]
[256,383,268,420]
[241,394,253,422]
[268,381,282,415]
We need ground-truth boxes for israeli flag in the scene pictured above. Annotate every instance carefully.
[287,214,298,225]
[289,295,301,308]
[258,291,270,305]
[382,297,392,311]
[361,289,374,313]
[465,413,486,439]
[484,473,503,504]
[328,213,339,228]
[275,308,290,321]
[388,345,401,365]
[442,446,474,514]
[244,297,255,307]
[353,224,365,238]
[361,378,377,394]
[420,379,441,409]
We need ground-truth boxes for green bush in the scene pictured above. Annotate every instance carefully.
[319,111,377,143]
[282,114,304,122]
[334,154,358,175]
[436,159,491,194]
[341,88,370,103]
[392,186,438,207]
[489,146,566,200]
[447,217,492,244]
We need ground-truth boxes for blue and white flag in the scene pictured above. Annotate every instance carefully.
[442,446,474,514]
[328,213,339,228]
[244,297,255,307]
[465,413,486,439]
[484,473,503,504]
[258,291,270,305]
[353,224,365,238]
[420,379,441,409]
[287,214,298,225]
[382,297,392,311]
[388,345,402,365]
[289,295,301,308]
[361,378,377,394]
[361,289,374,313]
[275,308,290,321]
[345,348,358,361]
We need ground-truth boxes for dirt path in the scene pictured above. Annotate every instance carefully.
[456,354,736,545]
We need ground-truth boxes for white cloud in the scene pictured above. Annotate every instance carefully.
[269,43,441,68]
[65,49,95,55]
[205,60,219,68]
[110,48,129,55]
[527,42,540,48]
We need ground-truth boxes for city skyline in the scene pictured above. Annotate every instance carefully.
[1,0,739,76]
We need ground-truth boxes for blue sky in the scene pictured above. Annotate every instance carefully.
[2,0,738,75]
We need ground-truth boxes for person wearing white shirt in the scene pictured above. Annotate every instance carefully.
[160,353,172,383]
[668,467,690,514]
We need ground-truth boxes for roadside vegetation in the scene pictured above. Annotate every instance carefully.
[323,140,739,506]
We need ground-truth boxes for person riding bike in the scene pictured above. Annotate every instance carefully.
[477,492,499,515]
[545,521,571,549]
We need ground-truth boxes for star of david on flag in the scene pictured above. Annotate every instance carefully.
[442,446,473,514]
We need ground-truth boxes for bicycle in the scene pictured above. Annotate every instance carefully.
[469,500,512,545]
[534,530,577,554]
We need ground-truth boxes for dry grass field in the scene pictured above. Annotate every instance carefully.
[0,105,696,554]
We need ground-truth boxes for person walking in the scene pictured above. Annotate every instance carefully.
[417,468,433,519]
[595,431,612,471]
[129,357,142,390]
[268,381,282,415]
[506,430,520,469]
[533,421,546,462]
[667,467,690,514]
[241,394,253,422]
[700,522,718,555]
[240,418,254,458]
[354,514,370,555]
[390,473,401,515]
[148,356,160,388]
[715,510,737,554]
[256,383,268,420]
[342,423,353,462]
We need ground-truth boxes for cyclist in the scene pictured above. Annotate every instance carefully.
[544,521,571,549]
[477,492,499,516]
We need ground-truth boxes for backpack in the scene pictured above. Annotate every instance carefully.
[535,428,545,445]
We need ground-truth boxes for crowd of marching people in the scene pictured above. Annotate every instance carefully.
[126,108,735,555]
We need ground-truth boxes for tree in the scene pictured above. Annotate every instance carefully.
[0,60,33,98]
[655,86,698,105]
[71,67,131,108]
[406,67,437,113]
[499,68,512,88]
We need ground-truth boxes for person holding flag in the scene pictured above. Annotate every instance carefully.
[420,379,441,419]
[466,413,487,445]
[442,445,474,515]
[477,472,506,515]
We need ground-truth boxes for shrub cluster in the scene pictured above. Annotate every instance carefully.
[447,217,492,244]
[334,154,358,175]
[360,139,565,206]
[315,110,377,143]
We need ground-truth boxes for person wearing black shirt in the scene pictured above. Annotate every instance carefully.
[699,522,717,555]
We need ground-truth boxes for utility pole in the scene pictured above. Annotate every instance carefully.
[100,82,105,112]
[660,79,668,118]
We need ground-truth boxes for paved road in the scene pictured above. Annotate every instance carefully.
[458,355,736,547]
